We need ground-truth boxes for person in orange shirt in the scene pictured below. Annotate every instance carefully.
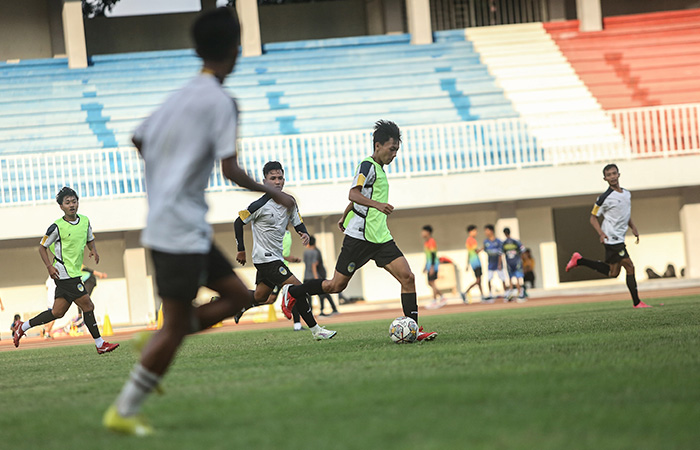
[461,225,486,303]
[422,225,446,309]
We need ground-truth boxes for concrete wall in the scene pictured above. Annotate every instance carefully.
[0,0,54,61]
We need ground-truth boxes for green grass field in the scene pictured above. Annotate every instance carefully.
[1,296,699,449]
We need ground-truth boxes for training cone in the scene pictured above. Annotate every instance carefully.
[102,313,114,336]
[267,304,277,322]
[157,304,163,330]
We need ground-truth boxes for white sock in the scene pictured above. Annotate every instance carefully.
[21,321,31,332]
[293,322,302,331]
[115,364,162,417]
[95,337,105,347]
[310,324,321,333]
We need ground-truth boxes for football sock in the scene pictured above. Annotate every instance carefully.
[291,304,301,324]
[82,310,101,339]
[626,274,641,306]
[116,364,162,417]
[577,258,610,276]
[310,324,321,333]
[288,279,325,299]
[296,294,317,328]
[27,310,56,329]
[401,293,418,323]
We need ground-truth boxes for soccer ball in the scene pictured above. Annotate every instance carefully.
[389,316,418,344]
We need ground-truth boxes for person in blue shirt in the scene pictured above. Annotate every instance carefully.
[502,228,527,302]
[483,224,511,302]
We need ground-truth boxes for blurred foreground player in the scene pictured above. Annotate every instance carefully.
[280,120,437,341]
[13,187,119,354]
[565,164,650,308]
[104,8,296,436]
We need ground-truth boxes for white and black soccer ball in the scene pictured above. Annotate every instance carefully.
[389,316,418,344]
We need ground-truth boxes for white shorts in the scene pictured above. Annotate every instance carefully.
[487,269,508,282]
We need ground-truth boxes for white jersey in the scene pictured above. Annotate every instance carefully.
[238,195,303,264]
[591,187,631,245]
[133,73,238,254]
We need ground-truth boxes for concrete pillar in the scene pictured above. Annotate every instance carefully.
[680,187,700,279]
[366,0,385,35]
[405,0,432,44]
[495,202,520,241]
[384,0,405,34]
[62,0,87,68]
[123,232,154,326]
[518,206,559,289]
[236,0,262,57]
[547,0,567,21]
[576,0,603,32]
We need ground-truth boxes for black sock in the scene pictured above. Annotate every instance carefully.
[289,279,325,300]
[295,294,317,328]
[626,274,641,306]
[28,310,56,328]
[82,311,101,339]
[291,304,301,323]
[578,258,610,276]
[401,293,418,323]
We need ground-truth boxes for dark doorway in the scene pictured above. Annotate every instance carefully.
[554,205,609,283]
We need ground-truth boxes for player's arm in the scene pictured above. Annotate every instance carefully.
[234,216,247,265]
[86,240,100,264]
[628,218,640,244]
[349,187,393,215]
[291,206,310,246]
[39,225,59,279]
[589,214,607,243]
[338,202,353,232]
[222,157,294,209]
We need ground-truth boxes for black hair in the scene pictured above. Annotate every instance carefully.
[503,227,511,236]
[467,225,477,232]
[485,224,495,232]
[603,163,619,175]
[263,161,284,177]
[56,186,78,205]
[192,7,240,61]
[422,225,433,234]
[373,120,401,145]
[14,314,21,321]
[308,235,316,246]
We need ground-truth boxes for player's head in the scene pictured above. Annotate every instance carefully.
[192,8,241,76]
[56,187,79,216]
[308,235,316,247]
[523,248,531,257]
[484,224,495,238]
[467,224,477,236]
[421,225,433,240]
[503,227,511,237]
[263,161,285,190]
[372,120,401,166]
[14,314,21,322]
[602,163,620,187]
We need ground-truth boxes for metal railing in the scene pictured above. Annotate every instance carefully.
[2,104,699,206]
[430,0,548,30]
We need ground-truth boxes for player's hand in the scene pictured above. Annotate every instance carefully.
[271,190,295,210]
[289,256,301,263]
[599,233,608,244]
[299,232,310,246]
[47,265,59,280]
[377,202,394,215]
[634,234,640,244]
[338,219,346,232]
[429,268,435,276]
[89,250,100,264]
[236,251,247,266]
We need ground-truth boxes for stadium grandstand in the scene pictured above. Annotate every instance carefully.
[1,0,699,330]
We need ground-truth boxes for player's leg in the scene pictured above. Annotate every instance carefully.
[282,274,337,339]
[14,297,71,347]
[566,251,610,275]
[620,257,647,307]
[74,293,119,353]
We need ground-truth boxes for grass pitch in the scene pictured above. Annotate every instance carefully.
[1,296,698,449]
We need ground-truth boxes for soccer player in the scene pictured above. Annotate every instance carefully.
[422,225,446,309]
[483,224,511,302]
[303,235,338,317]
[502,227,526,301]
[461,224,485,303]
[279,120,437,341]
[103,8,299,436]
[13,187,119,354]
[565,164,651,308]
[233,161,336,339]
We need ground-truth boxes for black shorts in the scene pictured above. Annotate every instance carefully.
[83,274,97,296]
[427,269,438,282]
[54,277,88,302]
[335,235,404,277]
[604,243,630,264]
[254,260,294,289]
[151,243,234,302]
[472,266,483,278]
